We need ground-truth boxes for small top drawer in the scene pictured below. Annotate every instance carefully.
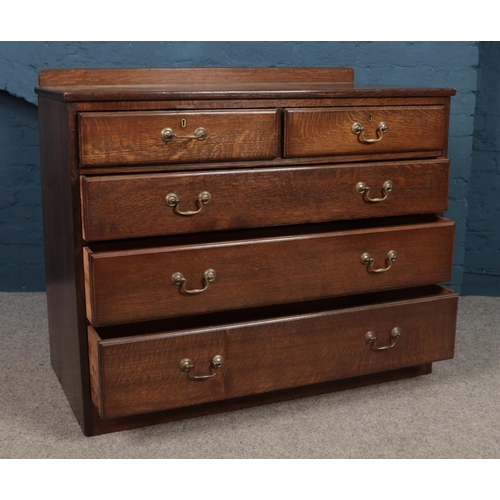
[284,106,445,159]
[78,110,279,167]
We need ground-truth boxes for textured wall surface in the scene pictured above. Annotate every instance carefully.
[463,42,500,295]
[0,91,43,291]
[0,41,479,291]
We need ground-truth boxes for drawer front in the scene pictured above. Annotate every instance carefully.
[84,218,455,326]
[284,106,445,158]
[89,287,458,419]
[81,159,450,241]
[79,110,279,167]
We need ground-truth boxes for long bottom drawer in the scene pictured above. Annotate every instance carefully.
[88,286,458,420]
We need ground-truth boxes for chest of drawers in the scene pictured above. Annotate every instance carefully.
[36,68,457,436]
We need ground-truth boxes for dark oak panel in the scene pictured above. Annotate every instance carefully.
[35,68,455,103]
[88,325,102,413]
[91,363,433,435]
[79,110,279,167]
[284,106,445,158]
[74,97,446,112]
[39,98,90,429]
[89,327,226,419]
[39,67,355,87]
[88,287,457,419]
[81,160,450,241]
[79,151,444,176]
[36,85,456,103]
[84,218,455,326]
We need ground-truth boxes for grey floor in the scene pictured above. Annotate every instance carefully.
[1,292,499,459]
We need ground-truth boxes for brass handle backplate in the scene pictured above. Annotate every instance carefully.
[172,269,216,295]
[356,180,393,203]
[161,127,207,142]
[352,121,388,143]
[179,355,225,380]
[361,250,397,273]
[166,191,211,216]
[365,327,402,351]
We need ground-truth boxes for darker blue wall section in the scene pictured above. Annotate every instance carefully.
[0,42,481,292]
[463,42,500,296]
[0,90,44,291]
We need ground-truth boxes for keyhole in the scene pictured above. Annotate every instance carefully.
[181,119,187,128]
[369,114,372,122]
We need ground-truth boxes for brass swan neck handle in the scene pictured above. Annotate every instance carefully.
[166,191,211,216]
[361,250,397,273]
[172,269,216,294]
[365,327,402,351]
[356,180,393,203]
[179,355,225,380]
[352,121,388,143]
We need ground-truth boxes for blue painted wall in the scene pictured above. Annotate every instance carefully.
[0,42,480,292]
[0,90,43,291]
[463,42,500,295]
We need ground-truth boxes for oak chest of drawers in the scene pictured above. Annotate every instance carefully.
[36,68,458,436]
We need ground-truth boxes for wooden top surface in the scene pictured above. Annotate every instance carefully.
[35,67,456,101]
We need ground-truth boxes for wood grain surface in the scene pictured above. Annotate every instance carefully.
[90,363,433,434]
[36,85,456,103]
[38,98,92,431]
[88,325,102,412]
[284,106,445,158]
[79,110,279,167]
[79,151,444,176]
[36,68,455,102]
[88,287,457,419]
[73,96,446,112]
[39,67,355,87]
[81,159,450,241]
[83,217,455,326]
